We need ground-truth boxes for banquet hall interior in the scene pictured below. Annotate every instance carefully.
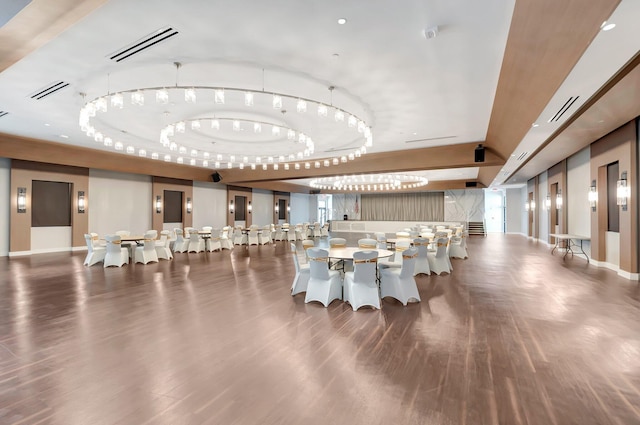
[1,0,640,424]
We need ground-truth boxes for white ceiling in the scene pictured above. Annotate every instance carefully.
[0,0,637,190]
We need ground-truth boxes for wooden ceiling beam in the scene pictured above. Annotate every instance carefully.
[0,0,108,73]
[218,142,503,184]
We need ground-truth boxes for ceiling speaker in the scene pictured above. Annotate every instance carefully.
[211,171,222,182]
[465,181,478,188]
[474,144,485,163]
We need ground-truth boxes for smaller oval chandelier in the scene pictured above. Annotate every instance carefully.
[310,174,429,192]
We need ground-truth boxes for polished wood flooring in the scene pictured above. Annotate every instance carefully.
[1,234,640,425]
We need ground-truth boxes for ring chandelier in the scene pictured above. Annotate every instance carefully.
[78,81,373,170]
[310,174,429,192]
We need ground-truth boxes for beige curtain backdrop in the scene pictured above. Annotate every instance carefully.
[360,192,444,221]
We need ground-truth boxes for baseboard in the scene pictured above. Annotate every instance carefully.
[589,259,640,281]
[9,246,86,257]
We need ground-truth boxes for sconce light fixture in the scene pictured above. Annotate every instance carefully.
[229,199,234,214]
[78,191,86,213]
[545,193,551,210]
[17,187,27,213]
[275,201,279,213]
[248,201,252,214]
[525,200,530,211]
[155,195,162,213]
[530,199,536,211]
[287,203,290,212]
[186,197,192,214]
[556,190,562,210]
[617,171,628,211]
[588,180,597,211]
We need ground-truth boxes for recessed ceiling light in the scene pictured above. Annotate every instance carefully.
[413,132,417,135]
[44,123,50,126]
[337,18,347,25]
[59,134,69,139]
[600,21,616,31]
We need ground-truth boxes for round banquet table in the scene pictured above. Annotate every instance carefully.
[327,247,394,260]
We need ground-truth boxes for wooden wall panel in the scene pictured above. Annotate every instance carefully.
[10,160,89,252]
[151,177,193,233]
[589,121,637,272]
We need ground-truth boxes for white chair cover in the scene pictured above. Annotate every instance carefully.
[135,232,159,264]
[233,227,247,245]
[375,232,387,249]
[155,230,173,260]
[412,237,431,275]
[273,225,284,241]
[259,225,272,245]
[305,248,343,307]
[357,238,377,249]
[312,222,322,238]
[290,243,310,296]
[83,233,105,266]
[207,229,222,252]
[449,231,469,259]
[320,222,330,237]
[104,235,129,267]
[343,250,380,311]
[173,228,190,253]
[188,229,206,253]
[220,226,234,250]
[427,237,451,275]
[247,229,260,245]
[380,247,421,306]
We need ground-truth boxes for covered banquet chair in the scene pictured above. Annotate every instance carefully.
[104,235,129,268]
[173,228,190,253]
[449,231,469,259]
[380,247,420,306]
[428,237,451,275]
[84,233,105,266]
[412,237,431,275]
[188,229,206,253]
[135,232,159,264]
[155,230,173,260]
[343,250,380,311]
[207,229,222,252]
[220,226,234,250]
[290,243,310,296]
[305,248,343,307]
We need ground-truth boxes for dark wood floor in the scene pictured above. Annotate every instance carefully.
[1,234,640,425]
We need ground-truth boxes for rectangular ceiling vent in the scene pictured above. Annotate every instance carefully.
[516,151,528,161]
[0,111,9,118]
[548,96,579,123]
[108,26,179,62]
[405,135,457,144]
[30,81,70,100]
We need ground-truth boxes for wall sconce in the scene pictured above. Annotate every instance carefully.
[78,191,85,213]
[186,197,192,214]
[17,187,27,213]
[545,193,551,210]
[588,180,597,211]
[275,202,279,213]
[229,199,234,214]
[530,199,536,210]
[617,171,628,211]
[556,190,562,210]
[525,200,530,211]
[287,203,290,212]
[155,195,162,213]
[248,201,252,214]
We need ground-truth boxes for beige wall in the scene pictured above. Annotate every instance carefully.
[10,160,89,252]
[590,121,637,273]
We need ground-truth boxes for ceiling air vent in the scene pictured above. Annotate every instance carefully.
[548,96,579,123]
[405,135,456,144]
[108,26,179,62]
[30,81,70,100]
[0,111,8,118]
[516,151,528,161]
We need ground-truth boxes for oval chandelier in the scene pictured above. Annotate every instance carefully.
[78,64,373,170]
[310,174,429,192]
